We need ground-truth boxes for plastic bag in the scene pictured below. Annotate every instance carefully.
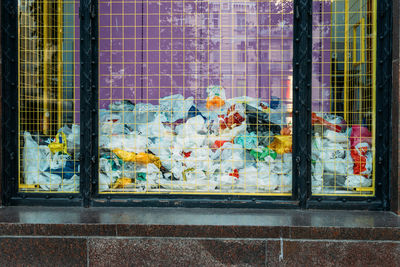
[350,125,372,147]
[66,125,80,157]
[100,113,125,135]
[271,153,292,174]
[59,175,79,192]
[217,143,245,173]
[132,102,159,124]
[206,85,226,110]
[48,132,69,155]
[351,142,372,176]
[268,135,292,155]
[106,133,150,153]
[345,175,372,188]
[250,146,277,161]
[99,157,121,182]
[38,172,62,191]
[234,132,258,149]
[45,159,79,180]
[244,103,281,135]
[135,163,162,185]
[312,134,323,160]
[324,114,347,132]
[219,104,246,130]
[312,112,341,133]
[268,97,287,126]
[109,100,135,112]
[113,149,162,169]
[160,94,194,122]
[139,114,173,139]
[187,105,207,120]
[324,130,348,145]
[99,173,111,191]
[112,178,132,189]
[312,160,324,193]
[23,132,51,185]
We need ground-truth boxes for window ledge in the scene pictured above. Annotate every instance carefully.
[0,206,399,240]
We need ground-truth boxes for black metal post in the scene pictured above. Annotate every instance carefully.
[292,0,312,208]
[1,0,19,205]
[80,0,98,207]
[375,0,392,210]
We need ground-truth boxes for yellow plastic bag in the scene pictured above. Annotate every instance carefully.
[112,149,162,169]
[112,177,132,189]
[48,132,69,155]
[268,135,292,155]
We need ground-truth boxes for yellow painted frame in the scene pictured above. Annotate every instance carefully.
[352,17,365,67]
[57,0,64,130]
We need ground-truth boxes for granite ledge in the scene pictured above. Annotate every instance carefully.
[0,207,398,240]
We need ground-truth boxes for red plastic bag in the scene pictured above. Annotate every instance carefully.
[350,125,372,147]
[351,143,369,176]
[219,104,245,130]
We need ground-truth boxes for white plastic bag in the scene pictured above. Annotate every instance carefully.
[324,130,348,145]
[23,132,51,185]
[159,94,194,122]
[38,172,62,191]
[60,175,80,192]
[100,113,124,135]
[345,175,372,188]
[106,133,150,153]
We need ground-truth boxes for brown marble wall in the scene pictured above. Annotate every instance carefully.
[0,237,398,267]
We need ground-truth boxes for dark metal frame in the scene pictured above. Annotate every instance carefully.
[1,0,393,210]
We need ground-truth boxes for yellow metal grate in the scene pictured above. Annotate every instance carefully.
[98,0,294,195]
[18,0,80,193]
[311,0,376,196]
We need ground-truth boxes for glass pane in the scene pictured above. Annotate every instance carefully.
[311,0,375,196]
[98,0,293,195]
[19,0,81,192]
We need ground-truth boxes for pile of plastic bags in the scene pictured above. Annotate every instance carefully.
[23,124,80,191]
[311,113,373,193]
[98,85,292,193]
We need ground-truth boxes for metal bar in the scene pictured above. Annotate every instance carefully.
[375,0,392,210]
[80,0,98,207]
[1,0,19,205]
[57,0,64,130]
[344,0,349,122]
[43,0,50,135]
[292,0,312,208]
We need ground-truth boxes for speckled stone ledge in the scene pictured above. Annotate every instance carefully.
[0,207,398,240]
[0,207,399,266]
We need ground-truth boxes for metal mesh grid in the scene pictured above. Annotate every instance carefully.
[98,0,293,195]
[18,0,80,192]
[311,0,376,196]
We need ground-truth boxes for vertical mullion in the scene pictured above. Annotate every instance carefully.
[1,0,19,204]
[80,0,98,207]
[292,0,312,208]
[375,0,392,210]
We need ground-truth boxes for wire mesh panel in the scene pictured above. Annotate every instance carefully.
[98,0,293,195]
[18,0,80,192]
[311,0,376,196]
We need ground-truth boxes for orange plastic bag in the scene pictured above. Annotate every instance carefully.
[112,149,162,169]
[268,135,292,155]
[206,96,225,110]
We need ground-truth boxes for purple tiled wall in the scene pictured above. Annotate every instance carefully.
[98,1,331,112]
